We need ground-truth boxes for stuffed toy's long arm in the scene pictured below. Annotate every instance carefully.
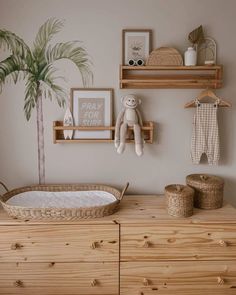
[136,109,143,127]
[114,108,125,148]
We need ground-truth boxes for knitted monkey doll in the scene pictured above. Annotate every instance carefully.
[115,94,144,156]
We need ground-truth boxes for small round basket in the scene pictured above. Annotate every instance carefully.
[186,174,224,209]
[165,184,194,218]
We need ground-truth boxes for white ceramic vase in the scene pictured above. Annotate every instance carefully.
[184,47,197,66]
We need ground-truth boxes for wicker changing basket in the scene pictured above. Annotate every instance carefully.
[0,182,129,221]
[186,174,224,209]
[165,184,194,217]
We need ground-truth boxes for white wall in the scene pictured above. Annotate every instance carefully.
[0,0,236,205]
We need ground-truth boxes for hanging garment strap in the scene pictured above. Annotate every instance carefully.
[195,98,201,107]
[214,98,221,107]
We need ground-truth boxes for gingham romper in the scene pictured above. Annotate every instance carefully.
[191,99,220,165]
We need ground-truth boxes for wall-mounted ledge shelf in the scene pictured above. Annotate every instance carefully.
[53,121,154,143]
[120,65,223,89]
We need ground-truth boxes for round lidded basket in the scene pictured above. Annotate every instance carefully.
[186,174,224,209]
[165,184,194,218]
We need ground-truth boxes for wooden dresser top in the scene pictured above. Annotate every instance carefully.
[0,195,235,225]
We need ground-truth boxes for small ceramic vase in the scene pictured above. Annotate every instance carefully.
[184,47,197,66]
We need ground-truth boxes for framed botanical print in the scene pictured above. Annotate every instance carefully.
[122,29,152,65]
[71,88,113,139]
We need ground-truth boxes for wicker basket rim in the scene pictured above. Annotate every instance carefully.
[149,47,182,55]
[165,184,194,196]
[0,183,122,211]
[186,174,224,186]
[1,199,118,212]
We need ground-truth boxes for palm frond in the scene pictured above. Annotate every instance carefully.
[46,41,93,86]
[0,29,32,59]
[39,67,67,107]
[33,18,64,59]
[24,76,38,120]
[40,79,67,108]
[0,55,29,91]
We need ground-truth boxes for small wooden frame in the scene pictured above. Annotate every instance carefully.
[53,121,154,144]
[122,29,152,65]
[120,65,223,89]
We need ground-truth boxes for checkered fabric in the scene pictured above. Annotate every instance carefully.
[191,100,220,165]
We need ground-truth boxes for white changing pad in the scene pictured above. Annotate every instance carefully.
[6,191,117,208]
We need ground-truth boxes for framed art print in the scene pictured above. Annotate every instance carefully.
[122,29,152,65]
[70,88,113,139]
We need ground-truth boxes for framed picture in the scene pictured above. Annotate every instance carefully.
[122,29,152,65]
[70,88,113,139]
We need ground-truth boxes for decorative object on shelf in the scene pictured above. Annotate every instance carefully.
[187,25,205,66]
[146,47,183,66]
[115,94,144,156]
[0,181,130,220]
[185,89,231,165]
[188,25,205,49]
[197,37,217,65]
[122,29,152,65]
[53,121,154,144]
[120,65,223,89]
[128,59,144,66]
[63,107,74,140]
[184,47,197,66]
[71,88,113,139]
[165,184,194,217]
[186,174,224,209]
[0,18,93,185]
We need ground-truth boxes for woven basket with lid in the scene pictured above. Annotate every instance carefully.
[165,184,194,217]
[186,174,224,209]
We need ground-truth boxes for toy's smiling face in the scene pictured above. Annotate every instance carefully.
[123,95,140,109]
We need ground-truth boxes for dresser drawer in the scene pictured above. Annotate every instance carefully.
[0,225,119,262]
[0,262,118,295]
[121,224,236,261]
[120,261,236,295]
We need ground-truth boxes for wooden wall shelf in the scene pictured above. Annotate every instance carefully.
[53,121,154,144]
[120,65,223,89]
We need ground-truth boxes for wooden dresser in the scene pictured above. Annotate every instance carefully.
[0,195,236,294]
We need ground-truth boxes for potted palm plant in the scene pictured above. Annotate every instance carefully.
[0,18,92,184]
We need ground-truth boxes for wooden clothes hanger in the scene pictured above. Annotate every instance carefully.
[184,89,232,108]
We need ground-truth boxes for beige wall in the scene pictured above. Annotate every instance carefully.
[0,0,236,205]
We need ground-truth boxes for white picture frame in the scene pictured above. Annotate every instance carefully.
[122,29,152,65]
[70,88,113,139]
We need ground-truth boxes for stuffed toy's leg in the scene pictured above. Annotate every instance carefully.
[133,124,143,156]
[117,122,128,154]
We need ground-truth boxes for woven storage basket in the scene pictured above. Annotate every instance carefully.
[0,182,129,221]
[186,174,224,209]
[146,47,183,66]
[165,184,194,217]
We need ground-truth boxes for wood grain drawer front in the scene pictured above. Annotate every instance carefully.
[121,224,236,261]
[0,262,118,295]
[120,261,236,295]
[0,225,119,262]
